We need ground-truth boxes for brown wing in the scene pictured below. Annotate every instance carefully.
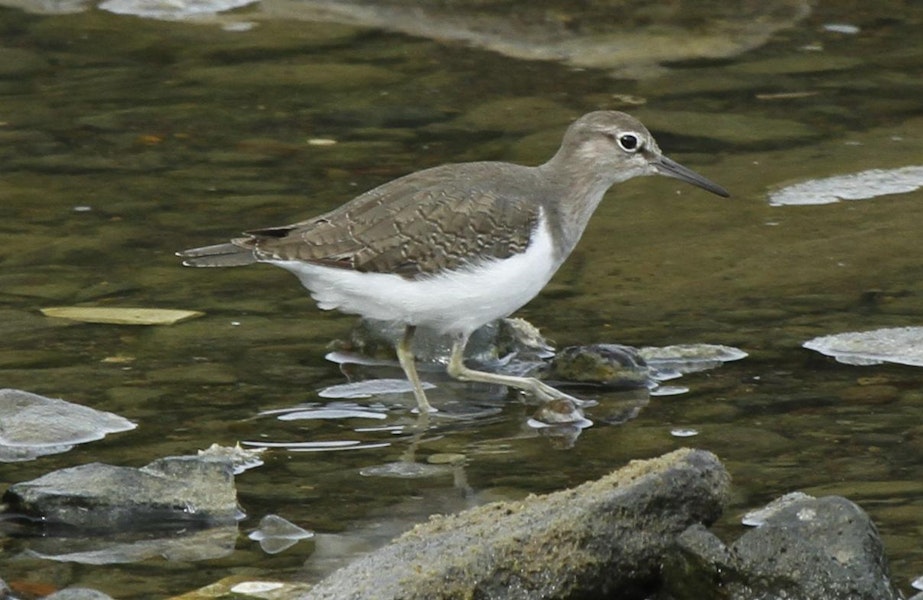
[236,162,542,279]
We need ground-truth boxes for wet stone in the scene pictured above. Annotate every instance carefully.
[803,327,923,367]
[99,0,257,19]
[198,443,265,475]
[664,494,902,600]
[530,397,590,427]
[769,166,923,206]
[304,448,729,600]
[42,588,114,600]
[3,454,239,530]
[318,380,435,400]
[640,343,747,377]
[0,389,136,462]
[545,344,650,388]
[40,307,204,326]
[0,443,76,463]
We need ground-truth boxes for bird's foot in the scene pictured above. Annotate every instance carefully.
[529,380,596,408]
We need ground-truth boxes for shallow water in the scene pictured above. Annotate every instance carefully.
[1,1,922,597]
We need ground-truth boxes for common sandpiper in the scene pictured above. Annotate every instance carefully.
[178,111,729,414]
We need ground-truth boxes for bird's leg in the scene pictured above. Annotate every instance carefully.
[446,333,583,405]
[396,324,436,414]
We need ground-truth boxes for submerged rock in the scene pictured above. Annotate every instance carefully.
[663,494,902,600]
[182,576,313,598]
[545,343,649,388]
[303,448,729,600]
[4,454,238,530]
[243,0,809,77]
[338,320,744,391]
[24,524,238,564]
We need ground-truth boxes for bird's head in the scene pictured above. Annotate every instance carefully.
[557,110,729,198]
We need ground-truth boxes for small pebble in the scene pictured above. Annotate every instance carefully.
[651,386,688,397]
[822,23,860,34]
[230,581,285,593]
[670,428,699,438]
[222,21,255,32]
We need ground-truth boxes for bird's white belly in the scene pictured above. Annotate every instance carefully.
[269,218,559,336]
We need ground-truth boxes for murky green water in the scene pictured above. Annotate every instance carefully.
[1,1,922,597]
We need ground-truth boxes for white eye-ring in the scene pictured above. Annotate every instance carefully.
[616,132,642,153]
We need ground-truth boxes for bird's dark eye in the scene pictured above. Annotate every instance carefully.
[617,133,640,152]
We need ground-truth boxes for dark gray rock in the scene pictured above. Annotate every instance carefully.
[662,494,902,600]
[303,448,730,600]
[3,455,238,530]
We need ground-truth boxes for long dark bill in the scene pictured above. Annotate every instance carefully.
[654,155,730,198]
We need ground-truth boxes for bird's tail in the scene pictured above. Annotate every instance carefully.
[176,242,257,267]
